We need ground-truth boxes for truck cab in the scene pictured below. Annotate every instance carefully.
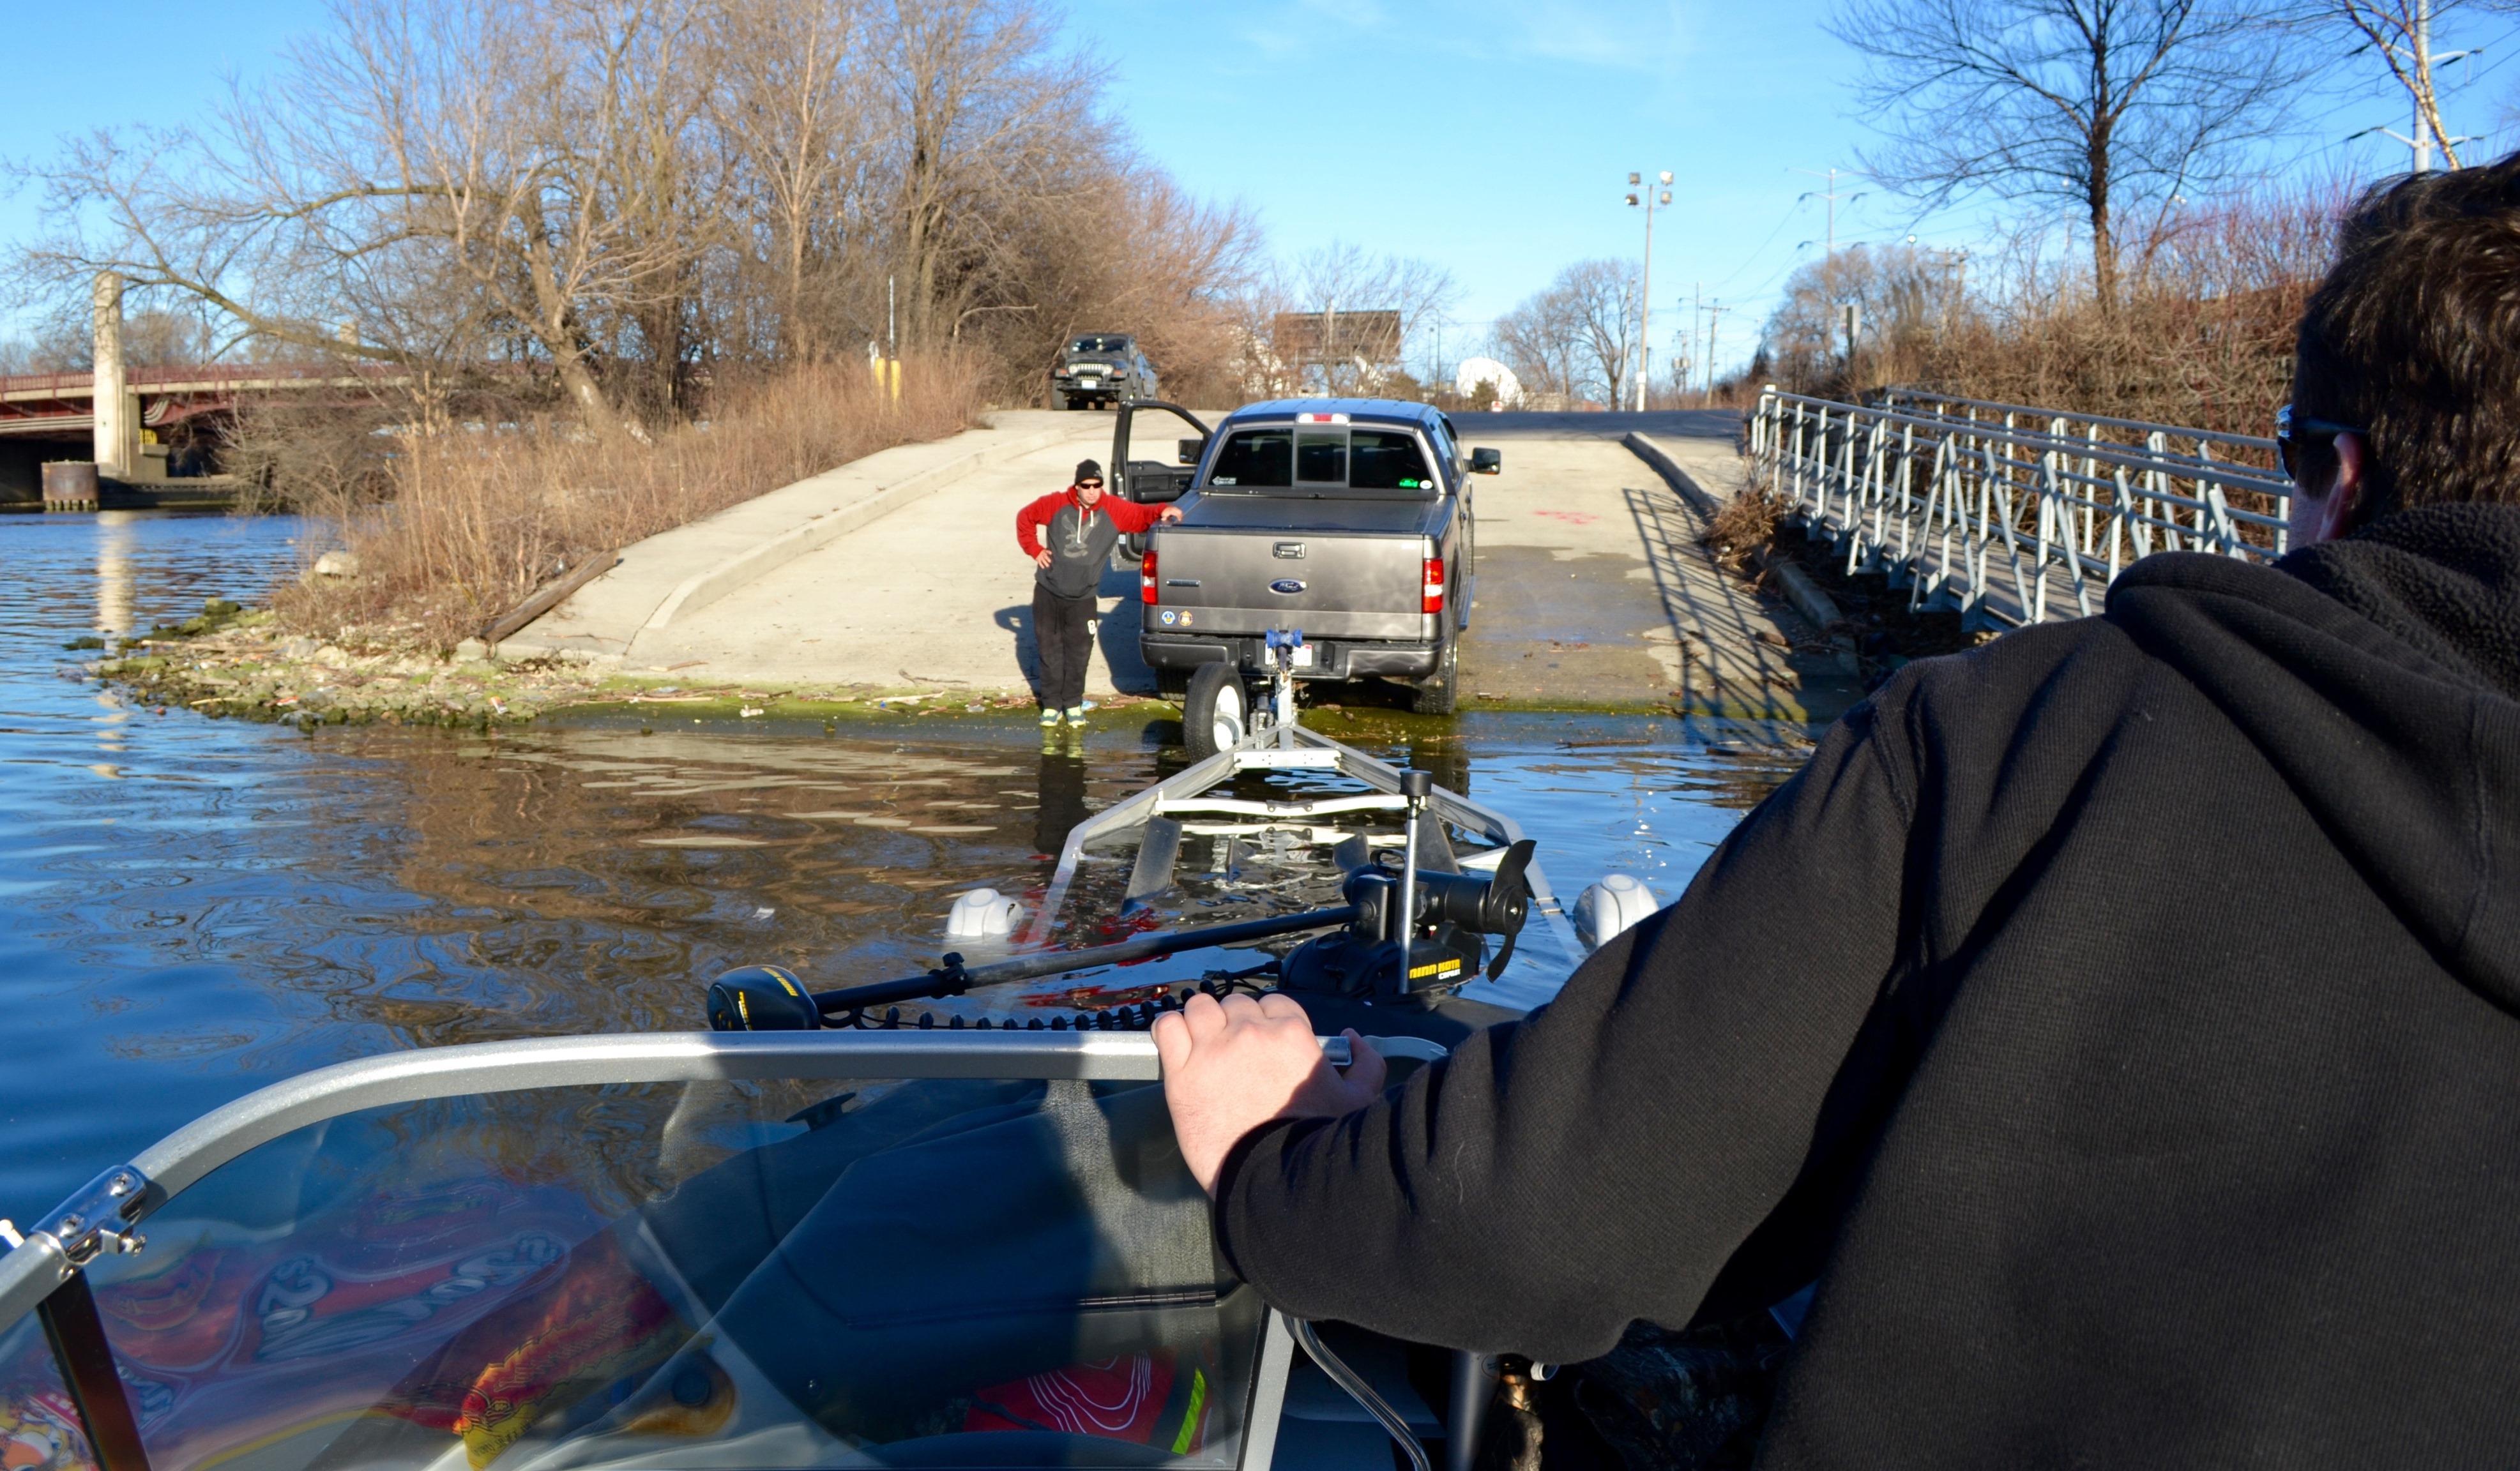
[1125,399,1499,716]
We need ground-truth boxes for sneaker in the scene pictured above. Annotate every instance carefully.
[1063,705,1088,724]
[1038,707,1061,728]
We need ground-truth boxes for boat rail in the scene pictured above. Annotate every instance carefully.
[0,1031,1332,1471]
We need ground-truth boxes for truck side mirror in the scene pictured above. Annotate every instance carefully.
[1471,447,1502,474]
[1178,437,1208,466]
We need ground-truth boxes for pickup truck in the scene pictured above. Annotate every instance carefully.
[1050,333,1157,410]
[1112,397,1502,725]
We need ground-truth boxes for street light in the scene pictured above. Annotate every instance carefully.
[1627,170,1671,412]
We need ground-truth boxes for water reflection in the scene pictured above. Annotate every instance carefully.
[1035,736,1091,858]
[95,511,137,638]
[0,511,1809,1229]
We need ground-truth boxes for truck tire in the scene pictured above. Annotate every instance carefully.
[1183,662,1247,760]
[1411,637,1459,716]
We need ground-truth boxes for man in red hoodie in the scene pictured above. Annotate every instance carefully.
[1014,458,1180,726]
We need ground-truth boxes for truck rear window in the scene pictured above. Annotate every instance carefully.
[1207,426,1436,495]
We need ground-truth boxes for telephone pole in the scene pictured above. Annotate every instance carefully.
[1705,300,1730,398]
[1692,282,1703,406]
[2355,0,2475,172]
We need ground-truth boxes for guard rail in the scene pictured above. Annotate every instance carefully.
[1750,386,2295,627]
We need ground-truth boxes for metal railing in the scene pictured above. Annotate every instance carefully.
[1750,386,2295,628]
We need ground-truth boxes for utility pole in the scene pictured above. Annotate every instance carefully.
[1627,170,1671,412]
[1794,167,1863,372]
[1692,282,1703,407]
[2356,0,2475,172]
[1795,167,1857,260]
[1706,300,1730,398]
[2415,0,2436,172]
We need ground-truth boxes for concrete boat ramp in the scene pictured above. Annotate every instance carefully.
[506,407,1860,723]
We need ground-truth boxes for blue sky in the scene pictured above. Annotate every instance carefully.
[8,1,2517,380]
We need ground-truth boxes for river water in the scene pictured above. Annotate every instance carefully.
[0,510,1805,1226]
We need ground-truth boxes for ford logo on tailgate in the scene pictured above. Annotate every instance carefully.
[1269,578,1306,595]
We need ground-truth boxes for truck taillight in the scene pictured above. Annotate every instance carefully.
[1422,557,1445,615]
[1141,548,1158,603]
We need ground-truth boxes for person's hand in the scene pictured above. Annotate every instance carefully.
[1158,504,1185,524]
[1153,992,1386,1196]
[1033,549,1052,569]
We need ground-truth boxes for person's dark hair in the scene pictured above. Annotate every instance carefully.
[2295,151,2520,522]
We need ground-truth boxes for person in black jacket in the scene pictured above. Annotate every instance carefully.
[1155,156,2520,1467]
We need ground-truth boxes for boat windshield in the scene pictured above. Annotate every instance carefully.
[3,1067,1263,1471]
[1204,426,1437,498]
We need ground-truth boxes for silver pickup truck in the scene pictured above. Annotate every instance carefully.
[1111,398,1501,730]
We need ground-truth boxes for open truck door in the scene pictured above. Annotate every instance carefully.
[1109,401,1213,568]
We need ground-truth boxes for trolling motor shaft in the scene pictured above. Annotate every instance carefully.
[709,903,1360,1030]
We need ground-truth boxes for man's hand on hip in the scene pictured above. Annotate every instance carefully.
[1034,549,1053,568]
[1153,992,1386,1196]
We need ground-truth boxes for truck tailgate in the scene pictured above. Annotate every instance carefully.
[1146,525,1432,641]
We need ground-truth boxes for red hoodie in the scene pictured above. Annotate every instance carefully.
[1013,484,1167,559]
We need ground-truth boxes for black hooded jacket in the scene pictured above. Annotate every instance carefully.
[1214,504,2520,1467]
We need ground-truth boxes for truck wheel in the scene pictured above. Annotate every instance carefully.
[1183,662,1247,760]
[1411,638,1459,716]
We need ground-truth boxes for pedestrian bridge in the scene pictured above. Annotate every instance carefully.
[1752,388,2296,630]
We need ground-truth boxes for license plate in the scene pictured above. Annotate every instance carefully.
[1291,645,1315,668]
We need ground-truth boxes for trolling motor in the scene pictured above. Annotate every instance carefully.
[708,773,1536,1030]
[1279,771,1537,1004]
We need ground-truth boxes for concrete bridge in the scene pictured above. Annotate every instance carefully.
[2,273,404,508]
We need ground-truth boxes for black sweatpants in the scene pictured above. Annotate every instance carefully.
[1032,584,1096,709]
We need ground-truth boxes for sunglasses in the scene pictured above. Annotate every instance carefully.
[2275,405,2361,482]
[1078,479,1104,490]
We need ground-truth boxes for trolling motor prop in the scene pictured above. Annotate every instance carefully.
[707,773,1537,1031]
[1281,771,1535,1004]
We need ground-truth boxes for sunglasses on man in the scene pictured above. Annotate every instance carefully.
[1079,478,1104,490]
[2275,405,2362,483]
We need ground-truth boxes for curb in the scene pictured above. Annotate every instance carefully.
[1620,431,1724,518]
[1623,430,1859,677]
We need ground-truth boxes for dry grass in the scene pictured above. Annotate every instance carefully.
[277,355,982,649]
[1703,485,1789,570]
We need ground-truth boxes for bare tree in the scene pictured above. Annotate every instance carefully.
[1264,242,1459,394]
[2290,0,2486,169]
[707,0,877,363]
[9,0,1249,431]
[1494,259,1641,407]
[1829,0,2301,307]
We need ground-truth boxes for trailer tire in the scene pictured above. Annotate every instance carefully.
[1183,662,1246,760]
[1411,637,1459,716]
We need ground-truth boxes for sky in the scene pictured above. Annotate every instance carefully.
[6,1,2517,384]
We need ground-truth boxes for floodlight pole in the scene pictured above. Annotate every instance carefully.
[1627,170,1672,412]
